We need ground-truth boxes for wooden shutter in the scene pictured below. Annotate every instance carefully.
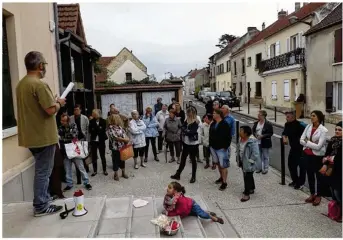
[286,38,290,52]
[272,81,277,99]
[325,82,333,112]
[299,31,305,48]
[268,45,271,58]
[275,41,280,56]
[334,28,342,63]
[284,80,290,100]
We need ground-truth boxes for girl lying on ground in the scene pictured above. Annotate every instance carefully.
[162,181,224,224]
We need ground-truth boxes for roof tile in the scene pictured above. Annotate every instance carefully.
[232,2,326,54]
[96,57,116,82]
[304,3,342,35]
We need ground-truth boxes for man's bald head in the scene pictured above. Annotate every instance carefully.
[221,105,230,116]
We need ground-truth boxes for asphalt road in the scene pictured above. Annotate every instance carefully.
[183,95,292,181]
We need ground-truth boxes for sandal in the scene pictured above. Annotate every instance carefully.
[312,196,321,206]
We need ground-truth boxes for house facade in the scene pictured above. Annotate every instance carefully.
[231,27,260,102]
[194,68,210,90]
[208,53,218,91]
[258,3,327,111]
[304,3,342,123]
[98,48,148,84]
[3,3,61,202]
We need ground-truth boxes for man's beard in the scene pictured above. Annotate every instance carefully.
[40,66,46,78]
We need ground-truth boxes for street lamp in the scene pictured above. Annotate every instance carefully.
[288,16,312,26]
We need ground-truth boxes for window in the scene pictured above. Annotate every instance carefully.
[228,60,231,71]
[226,60,230,72]
[255,82,262,97]
[334,28,342,63]
[239,82,243,95]
[247,57,251,67]
[290,34,298,51]
[291,79,298,101]
[255,53,262,69]
[326,82,334,112]
[125,72,132,81]
[220,63,224,73]
[330,82,343,112]
[232,83,237,95]
[233,61,237,75]
[269,43,276,58]
[284,80,290,101]
[271,81,277,100]
[3,17,17,131]
[241,58,245,74]
[336,82,342,111]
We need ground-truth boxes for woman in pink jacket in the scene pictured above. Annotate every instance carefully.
[163,181,224,224]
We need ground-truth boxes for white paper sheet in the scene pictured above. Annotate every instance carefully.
[61,82,75,99]
[133,199,149,208]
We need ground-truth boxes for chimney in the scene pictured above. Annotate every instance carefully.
[303,2,308,7]
[278,9,287,19]
[295,2,301,11]
[262,22,265,30]
[247,27,258,33]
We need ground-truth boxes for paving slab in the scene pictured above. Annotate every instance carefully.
[130,215,158,235]
[2,196,106,238]
[98,218,130,235]
[223,203,342,238]
[97,233,126,238]
[132,196,154,217]
[103,196,132,219]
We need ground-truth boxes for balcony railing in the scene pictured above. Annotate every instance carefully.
[259,48,305,74]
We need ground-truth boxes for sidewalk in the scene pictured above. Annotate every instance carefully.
[232,103,337,137]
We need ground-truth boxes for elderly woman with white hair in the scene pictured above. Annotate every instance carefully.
[129,110,147,169]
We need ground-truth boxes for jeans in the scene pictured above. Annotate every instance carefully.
[145,137,158,158]
[134,147,145,158]
[203,146,211,164]
[288,148,306,186]
[64,158,89,187]
[190,200,210,219]
[168,141,181,158]
[91,141,107,173]
[176,143,197,178]
[112,150,125,171]
[243,172,255,195]
[210,147,230,168]
[29,144,56,213]
[304,154,323,196]
[258,145,270,172]
[158,130,164,151]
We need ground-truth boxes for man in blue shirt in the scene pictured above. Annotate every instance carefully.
[221,105,236,138]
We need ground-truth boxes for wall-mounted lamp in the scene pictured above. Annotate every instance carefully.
[288,16,312,26]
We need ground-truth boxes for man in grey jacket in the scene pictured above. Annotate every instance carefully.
[70,104,90,176]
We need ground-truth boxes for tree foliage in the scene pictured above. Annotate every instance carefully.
[215,34,238,49]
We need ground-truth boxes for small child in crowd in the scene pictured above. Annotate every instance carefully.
[201,114,214,169]
[163,181,224,224]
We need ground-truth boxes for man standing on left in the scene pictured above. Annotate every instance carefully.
[16,51,66,216]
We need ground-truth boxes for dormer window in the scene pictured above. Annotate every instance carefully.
[126,72,132,81]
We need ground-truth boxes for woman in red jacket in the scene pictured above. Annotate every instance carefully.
[163,182,224,224]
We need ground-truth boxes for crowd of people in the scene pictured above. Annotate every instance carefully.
[16,51,342,222]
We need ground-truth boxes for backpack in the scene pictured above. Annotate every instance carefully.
[328,200,341,221]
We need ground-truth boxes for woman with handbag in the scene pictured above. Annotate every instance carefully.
[58,113,92,191]
[129,110,147,169]
[300,110,328,206]
[142,106,160,162]
[170,107,199,183]
[107,114,131,181]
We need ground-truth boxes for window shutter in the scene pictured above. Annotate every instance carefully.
[325,82,333,112]
[275,41,280,56]
[284,80,290,100]
[334,28,342,63]
[286,38,290,52]
[300,31,305,48]
[268,45,271,59]
[271,81,277,99]
[296,33,301,48]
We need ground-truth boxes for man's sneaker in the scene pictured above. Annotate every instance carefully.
[215,178,222,184]
[34,204,63,217]
[288,182,296,187]
[294,185,304,190]
[169,157,176,163]
[255,170,262,173]
[219,183,227,191]
[85,184,92,190]
[63,186,72,192]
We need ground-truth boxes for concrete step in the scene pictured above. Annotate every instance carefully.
[2,196,107,238]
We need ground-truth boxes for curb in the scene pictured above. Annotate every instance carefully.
[231,110,284,128]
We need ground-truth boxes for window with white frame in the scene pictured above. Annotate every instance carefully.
[283,80,290,101]
[334,82,342,111]
[247,57,251,67]
[290,34,298,51]
[271,81,277,100]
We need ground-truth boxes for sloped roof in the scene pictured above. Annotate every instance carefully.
[232,2,326,55]
[216,38,241,60]
[96,56,116,82]
[58,4,87,43]
[190,69,200,78]
[304,3,342,36]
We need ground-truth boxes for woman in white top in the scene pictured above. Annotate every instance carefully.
[300,110,328,206]
[129,110,147,169]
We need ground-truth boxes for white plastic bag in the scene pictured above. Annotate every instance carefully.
[65,141,89,159]
[150,214,170,228]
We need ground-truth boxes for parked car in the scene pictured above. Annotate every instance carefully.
[190,91,195,95]
[198,91,206,101]
[203,92,219,104]
[217,91,240,108]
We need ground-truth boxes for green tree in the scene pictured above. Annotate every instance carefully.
[216,34,237,49]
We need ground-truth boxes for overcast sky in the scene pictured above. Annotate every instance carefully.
[79,2,296,80]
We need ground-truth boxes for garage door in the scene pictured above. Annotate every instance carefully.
[101,93,137,119]
[142,91,175,114]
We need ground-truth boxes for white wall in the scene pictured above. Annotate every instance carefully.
[108,60,148,84]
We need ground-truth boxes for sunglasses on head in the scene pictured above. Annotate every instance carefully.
[335,128,342,131]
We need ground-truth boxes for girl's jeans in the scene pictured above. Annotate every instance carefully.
[189,200,210,219]
[64,158,89,187]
